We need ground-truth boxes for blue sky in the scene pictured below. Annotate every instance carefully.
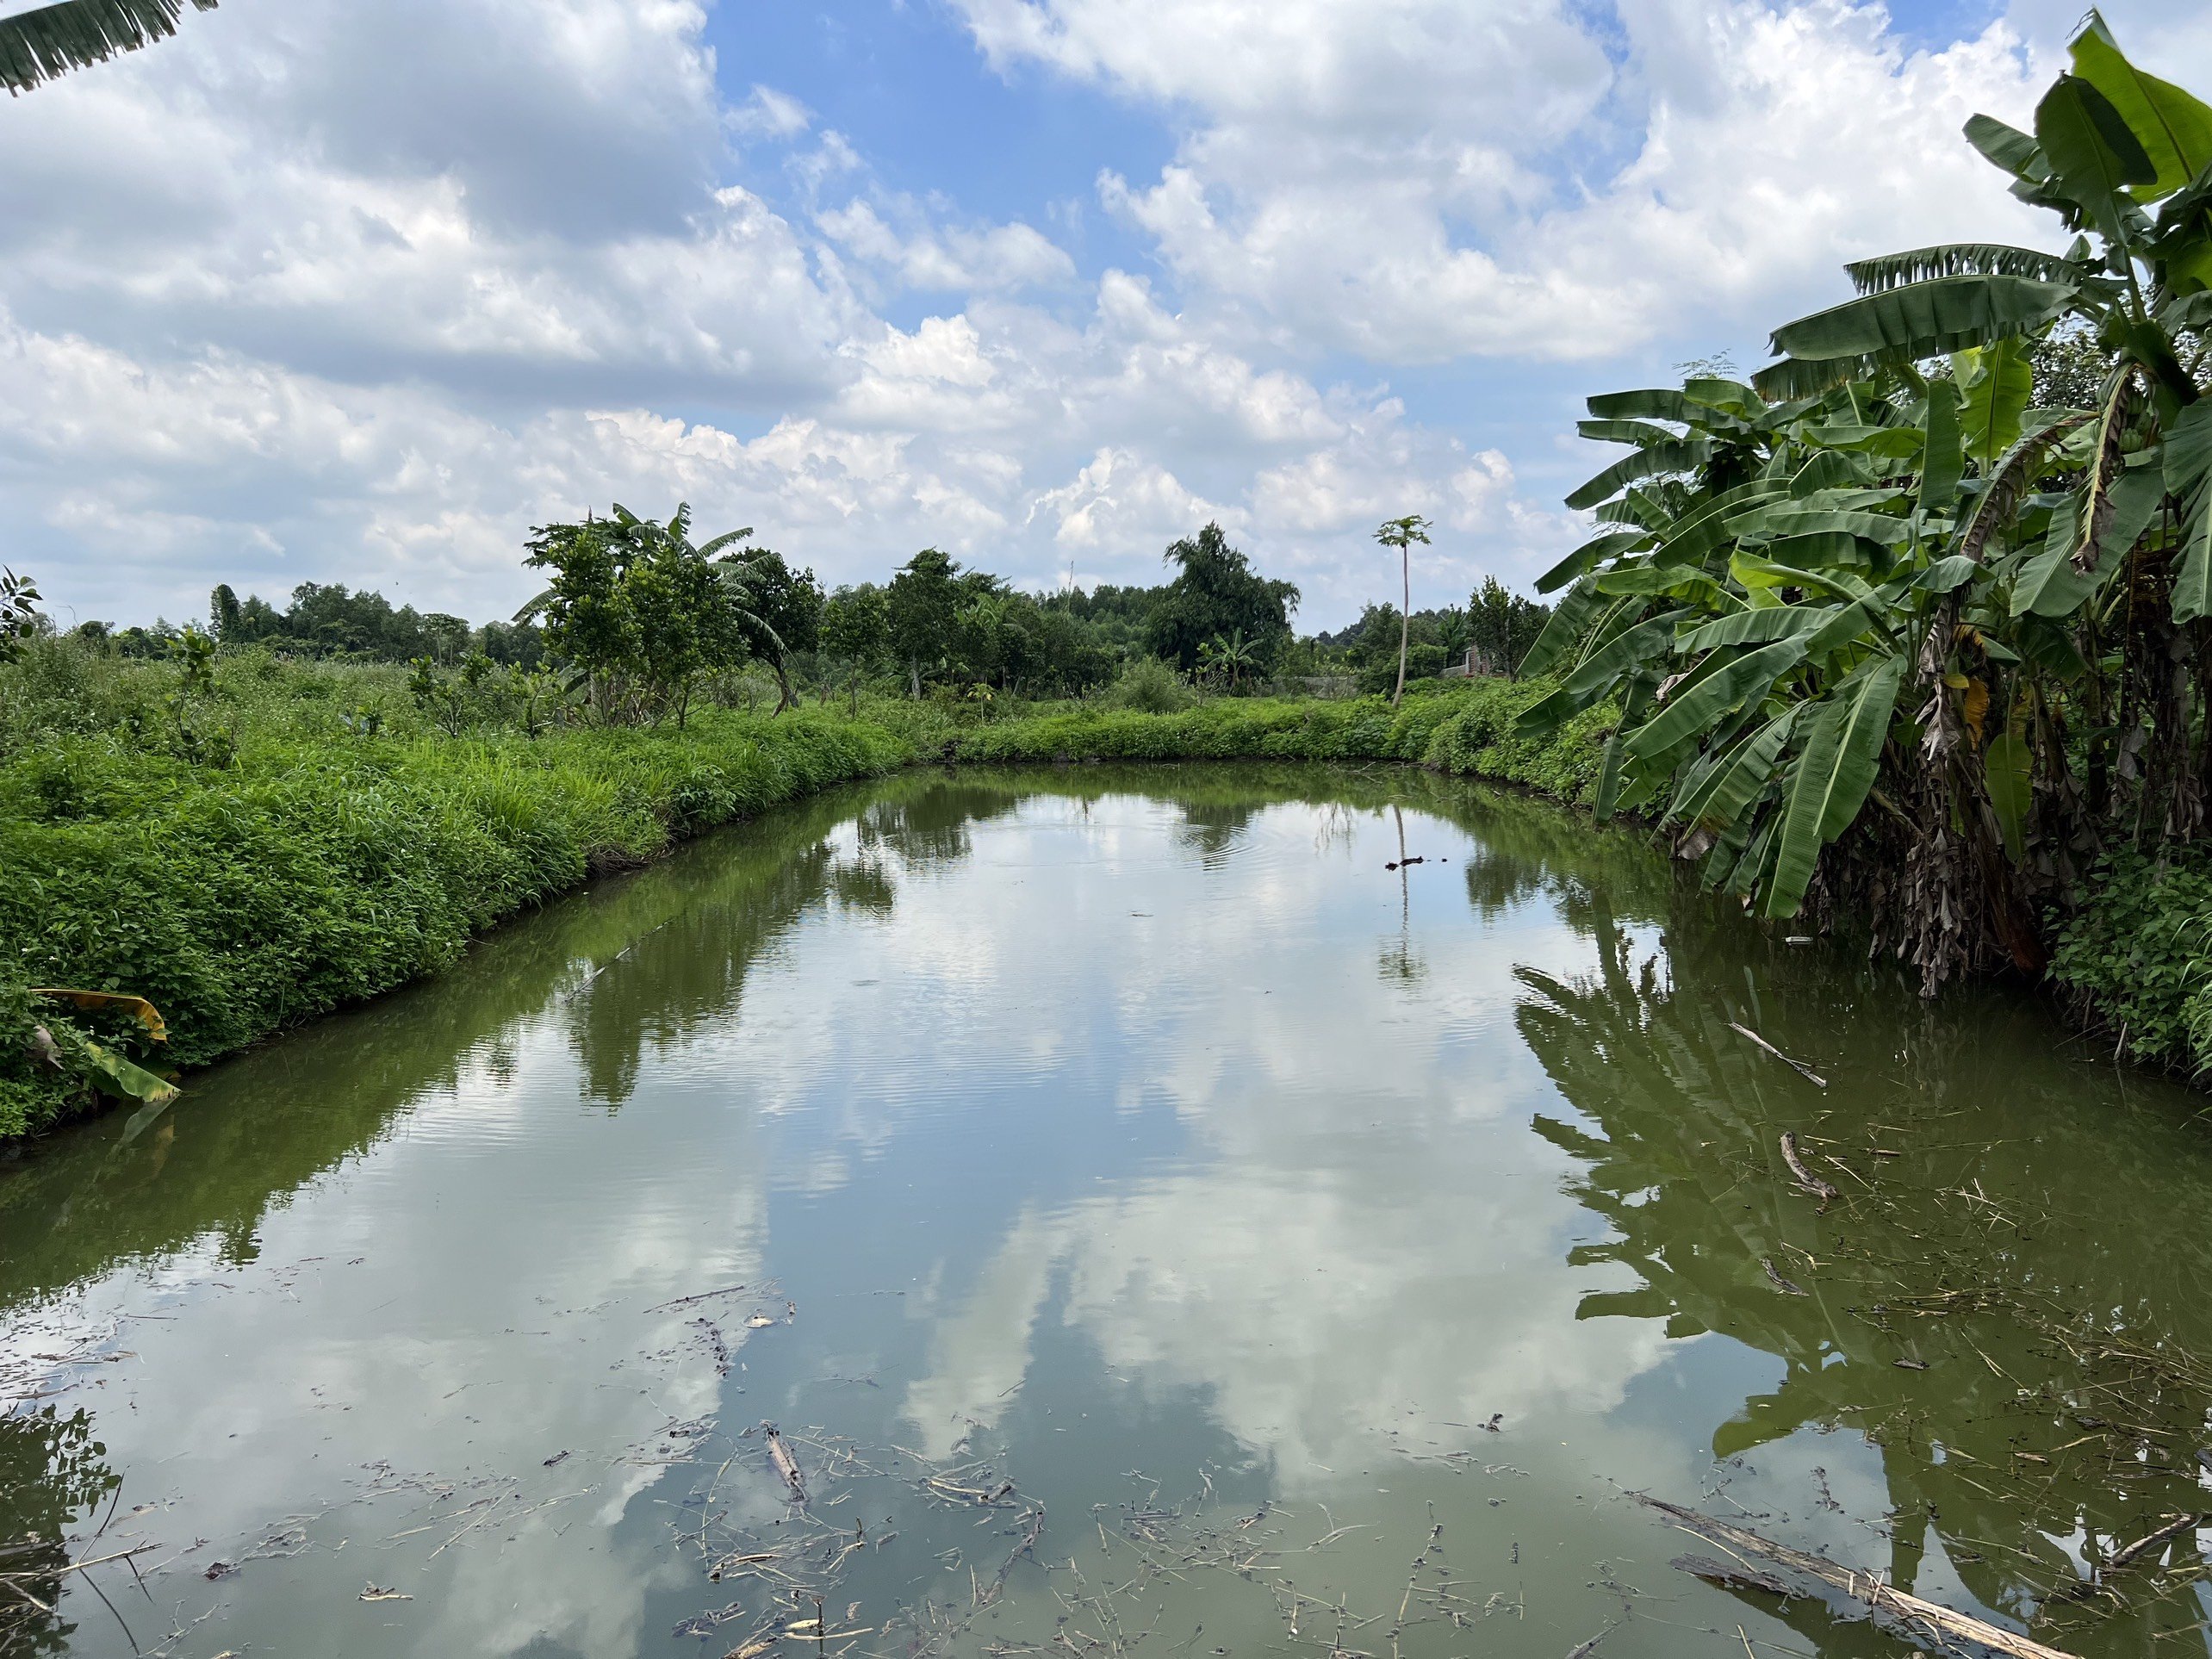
[2,0,2207,631]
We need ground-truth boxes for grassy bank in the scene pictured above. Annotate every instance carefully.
[941,681,1610,799]
[1,646,1613,1141]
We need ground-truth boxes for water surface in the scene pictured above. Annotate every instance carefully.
[3,766,2210,1658]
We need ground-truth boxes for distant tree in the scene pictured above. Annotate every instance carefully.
[234,593,282,643]
[1467,576,1548,679]
[1372,515,1432,706]
[208,583,242,642]
[1433,605,1472,673]
[888,549,962,697]
[520,503,765,726]
[475,619,545,669]
[2029,321,2116,409]
[422,612,472,666]
[822,584,891,712]
[1026,602,1115,696]
[1145,523,1297,674]
[1197,628,1258,692]
[723,547,823,712]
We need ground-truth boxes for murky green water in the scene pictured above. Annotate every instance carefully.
[4,767,2211,1659]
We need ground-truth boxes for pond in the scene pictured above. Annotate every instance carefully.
[3,766,2210,1659]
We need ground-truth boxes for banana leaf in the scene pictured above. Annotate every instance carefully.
[2165,401,2212,622]
[1983,730,2035,861]
[1761,656,1904,918]
[31,986,168,1041]
[2069,11,2212,202]
[1762,275,2077,388]
[1624,639,1810,764]
[2036,73,2156,245]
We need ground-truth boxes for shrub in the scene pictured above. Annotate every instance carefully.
[2048,848,2212,1073]
[1103,656,1195,714]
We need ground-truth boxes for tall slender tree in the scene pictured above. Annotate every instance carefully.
[1373,516,1432,706]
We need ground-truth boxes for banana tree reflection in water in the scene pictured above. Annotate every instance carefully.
[1518,902,2212,1656]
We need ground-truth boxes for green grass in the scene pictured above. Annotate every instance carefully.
[0,644,1612,1141]
[944,677,1612,800]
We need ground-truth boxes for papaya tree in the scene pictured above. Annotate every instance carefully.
[1373,516,1432,706]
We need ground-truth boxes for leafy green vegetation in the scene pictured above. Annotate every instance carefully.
[1519,9,2212,1011]
[2050,848,2212,1072]
[0,631,1606,1142]
[518,504,817,724]
[0,645,908,1140]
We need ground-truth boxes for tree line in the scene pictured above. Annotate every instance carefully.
[53,517,1544,724]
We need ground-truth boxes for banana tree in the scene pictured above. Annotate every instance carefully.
[1197,627,1258,692]
[1523,11,2212,993]
[3,0,215,93]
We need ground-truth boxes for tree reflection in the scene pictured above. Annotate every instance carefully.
[0,1405,119,1655]
[1516,900,2212,1655]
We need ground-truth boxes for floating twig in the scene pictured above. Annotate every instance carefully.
[1729,1023,1826,1087]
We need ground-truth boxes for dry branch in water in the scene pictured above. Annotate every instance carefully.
[1779,1131,1840,1203]
[2103,1513,2206,1577]
[1640,1495,2080,1659]
[765,1427,806,1502]
[1728,1022,1827,1087]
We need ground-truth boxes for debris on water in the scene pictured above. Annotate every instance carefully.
[766,1426,806,1502]
[2102,1512,2206,1577]
[1671,1552,1793,1599]
[1727,1022,1827,1087]
[1641,1495,2079,1659]
[693,1318,735,1375]
[1778,1132,1841,1204]
[1760,1258,1808,1297]
[649,1283,750,1313]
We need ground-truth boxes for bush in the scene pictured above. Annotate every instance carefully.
[1355,641,1450,696]
[2048,848,2212,1073]
[1103,656,1196,714]
[0,684,908,1138]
